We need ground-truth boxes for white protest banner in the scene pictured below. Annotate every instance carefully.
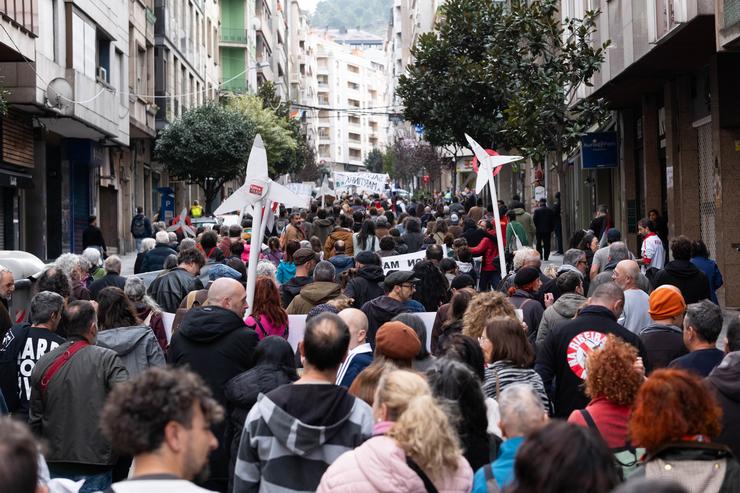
[334,171,389,194]
[286,182,314,201]
[161,312,176,343]
[381,246,448,274]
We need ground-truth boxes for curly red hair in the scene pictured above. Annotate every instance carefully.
[584,334,642,406]
[629,368,722,453]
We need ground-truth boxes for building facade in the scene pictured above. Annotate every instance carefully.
[567,0,740,306]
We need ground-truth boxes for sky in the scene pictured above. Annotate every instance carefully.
[299,0,319,13]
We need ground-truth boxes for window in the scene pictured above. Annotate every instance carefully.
[347,64,359,73]
[348,99,360,108]
[115,49,125,104]
[318,144,330,157]
[72,13,96,79]
[348,115,360,125]
[347,81,359,90]
[349,132,361,142]
[97,31,111,83]
[349,148,361,159]
[137,46,146,93]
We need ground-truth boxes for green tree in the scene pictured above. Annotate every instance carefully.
[364,148,384,173]
[154,102,256,212]
[227,93,296,175]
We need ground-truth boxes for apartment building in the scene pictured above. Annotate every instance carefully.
[288,1,318,151]
[310,31,389,172]
[566,0,740,306]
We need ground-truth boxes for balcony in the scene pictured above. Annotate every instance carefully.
[221,27,249,44]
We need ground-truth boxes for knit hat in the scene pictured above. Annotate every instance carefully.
[649,285,686,320]
[514,267,540,287]
[375,321,421,361]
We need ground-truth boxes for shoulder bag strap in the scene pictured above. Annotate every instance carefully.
[579,409,600,434]
[483,464,501,493]
[40,341,89,395]
[405,456,439,493]
[250,316,268,338]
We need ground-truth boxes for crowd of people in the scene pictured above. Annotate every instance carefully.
[0,189,736,493]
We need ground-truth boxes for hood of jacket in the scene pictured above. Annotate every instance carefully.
[329,255,355,269]
[256,384,361,456]
[358,264,385,282]
[299,281,341,304]
[224,364,297,408]
[457,261,474,274]
[558,263,584,277]
[177,306,246,343]
[314,218,333,229]
[664,259,703,279]
[329,229,352,241]
[553,293,587,319]
[708,352,740,403]
[97,326,152,356]
[512,207,527,217]
[282,276,311,296]
[366,295,407,319]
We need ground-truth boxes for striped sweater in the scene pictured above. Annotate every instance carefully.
[483,360,551,411]
[233,383,373,493]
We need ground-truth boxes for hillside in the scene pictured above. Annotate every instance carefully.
[310,0,392,35]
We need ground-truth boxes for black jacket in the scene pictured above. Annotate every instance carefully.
[168,306,259,488]
[147,267,203,313]
[533,206,556,233]
[639,323,688,371]
[88,273,127,300]
[141,243,178,273]
[535,305,651,418]
[130,213,152,238]
[345,265,385,309]
[508,289,544,344]
[82,225,106,251]
[361,295,409,349]
[280,275,312,308]
[653,260,711,304]
[707,352,740,458]
[402,231,425,253]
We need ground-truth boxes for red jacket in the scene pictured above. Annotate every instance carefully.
[568,397,631,448]
[469,226,506,272]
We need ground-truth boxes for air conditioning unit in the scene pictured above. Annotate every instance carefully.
[97,66,108,82]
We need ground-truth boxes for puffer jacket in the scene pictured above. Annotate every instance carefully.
[97,325,166,377]
[286,281,343,315]
[536,293,587,346]
[317,435,473,493]
[29,338,128,466]
[345,265,385,308]
[147,267,204,313]
[325,228,354,258]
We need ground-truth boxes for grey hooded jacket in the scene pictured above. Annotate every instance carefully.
[97,326,166,377]
[537,293,587,346]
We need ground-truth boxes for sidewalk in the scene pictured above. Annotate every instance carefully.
[120,250,139,276]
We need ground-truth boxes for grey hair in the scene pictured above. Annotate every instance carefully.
[30,291,65,325]
[141,238,156,252]
[104,255,122,274]
[55,254,84,282]
[563,248,586,267]
[607,242,630,263]
[81,248,101,267]
[513,247,538,271]
[0,265,11,276]
[256,260,277,279]
[685,300,723,344]
[168,231,177,242]
[498,383,545,436]
[155,231,170,244]
[124,276,161,312]
[179,238,196,251]
[313,260,336,282]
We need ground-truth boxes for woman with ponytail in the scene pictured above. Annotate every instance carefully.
[318,369,473,493]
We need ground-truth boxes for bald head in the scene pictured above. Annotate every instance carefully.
[207,278,246,317]
[613,260,640,290]
[339,308,368,350]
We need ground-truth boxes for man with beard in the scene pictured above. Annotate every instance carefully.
[0,266,14,340]
[102,367,222,492]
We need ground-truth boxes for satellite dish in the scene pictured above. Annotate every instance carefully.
[46,78,74,114]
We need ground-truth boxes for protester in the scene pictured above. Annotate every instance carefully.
[234,313,373,493]
[402,217,424,252]
[82,247,106,283]
[462,290,517,340]
[55,253,91,301]
[590,228,633,278]
[0,291,65,418]
[0,265,14,338]
[324,214,354,258]
[469,219,502,291]
[245,277,289,339]
[638,218,666,274]
[147,248,205,312]
[280,247,317,308]
[393,312,435,372]
[668,299,724,376]
[318,369,473,493]
[472,384,547,492]
[88,255,127,300]
[336,308,373,388]
[344,251,384,308]
[433,287,475,355]
[412,259,450,311]
[0,416,47,493]
[327,239,355,280]
[29,300,128,492]
[639,285,688,370]
[287,260,342,314]
[480,317,549,410]
[654,235,711,304]
[141,231,178,273]
[612,259,652,333]
[706,315,740,457]
[353,219,381,254]
[427,358,492,470]
[509,201,535,245]
[628,368,740,490]
[507,267,544,343]
[533,198,555,260]
[223,336,298,488]
[536,271,586,346]
[361,270,416,348]
[688,239,723,305]
[32,266,71,310]
[536,282,650,418]
[168,278,257,491]
[276,239,300,285]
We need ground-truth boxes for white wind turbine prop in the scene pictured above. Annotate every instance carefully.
[214,134,309,316]
[464,133,524,277]
[316,174,334,208]
[166,208,196,238]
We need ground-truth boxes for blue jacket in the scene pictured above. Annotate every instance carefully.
[691,256,723,304]
[472,436,524,492]
[276,261,296,285]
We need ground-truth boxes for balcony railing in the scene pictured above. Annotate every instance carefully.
[221,27,248,44]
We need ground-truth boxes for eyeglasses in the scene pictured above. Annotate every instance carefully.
[400,283,416,289]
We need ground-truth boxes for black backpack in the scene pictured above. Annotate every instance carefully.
[132,215,146,237]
